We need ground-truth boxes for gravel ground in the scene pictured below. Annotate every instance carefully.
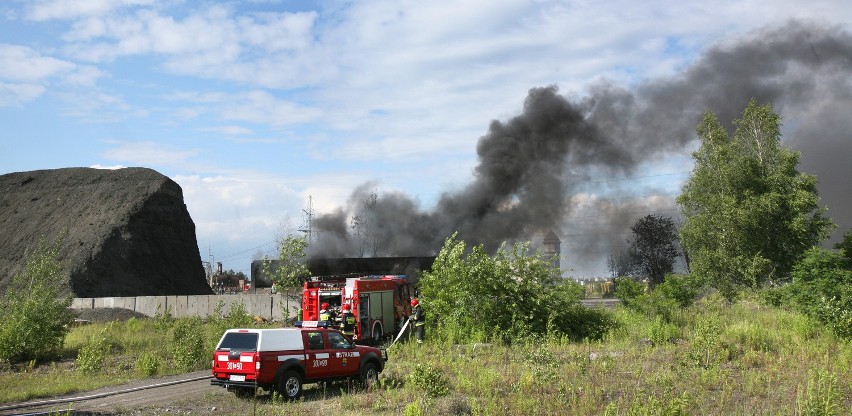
[73,307,149,323]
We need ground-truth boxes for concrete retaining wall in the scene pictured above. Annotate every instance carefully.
[71,294,301,321]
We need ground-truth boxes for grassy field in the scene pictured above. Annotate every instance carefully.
[1,295,849,415]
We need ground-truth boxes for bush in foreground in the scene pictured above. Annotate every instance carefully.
[0,240,74,364]
[420,233,615,344]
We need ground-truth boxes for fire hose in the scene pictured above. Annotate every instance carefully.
[387,317,411,349]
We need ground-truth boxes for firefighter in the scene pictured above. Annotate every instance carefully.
[319,302,336,325]
[410,298,425,344]
[339,303,356,338]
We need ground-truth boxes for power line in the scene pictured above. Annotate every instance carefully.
[562,207,680,220]
[565,171,690,187]
[216,241,276,261]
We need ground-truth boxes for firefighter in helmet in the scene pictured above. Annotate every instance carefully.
[340,303,356,339]
[319,302,336,325]
[410,298,425,344]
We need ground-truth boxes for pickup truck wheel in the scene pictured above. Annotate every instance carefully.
[276,371,303,399]
[360,362,379,388]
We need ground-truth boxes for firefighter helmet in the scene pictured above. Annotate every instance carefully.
[341,304,351,311]
[410,298,419,307]
[321,302,329,310]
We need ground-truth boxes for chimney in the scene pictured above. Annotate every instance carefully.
[542,230,561,271]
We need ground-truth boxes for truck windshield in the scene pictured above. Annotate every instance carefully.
[217,332,259,351]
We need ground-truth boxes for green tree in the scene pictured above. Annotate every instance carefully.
[607,249,641,279]
[262,235,310,293]
[628,214,680,289]
[677,100,834,300]
[0,239,74,363]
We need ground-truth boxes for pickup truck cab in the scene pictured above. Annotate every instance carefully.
[211,321,388,399]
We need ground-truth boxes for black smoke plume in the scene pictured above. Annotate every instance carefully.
[308,20,852,275]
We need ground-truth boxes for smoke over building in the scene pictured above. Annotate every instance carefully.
[307,20,852,274]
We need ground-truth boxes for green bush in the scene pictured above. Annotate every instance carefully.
[135,351,161,377]
[76,331,109,374]
[655,274,701,309]
[759,285,792,307]
[614,277,647,309]
[687,317,724,368]
[789,247,852,339]
[170,317,206,372]
[555,304,619,342]
[0,240,74,363]
[408,363,450,398]
[649,316,680,345]
[420,234,613,343]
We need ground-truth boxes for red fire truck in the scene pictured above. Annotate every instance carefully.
[301,274,415,344]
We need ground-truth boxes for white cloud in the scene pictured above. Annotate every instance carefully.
[221,90,322,126]
[59,5,317,68]
[0,82,45,107]
[0,44,75,82]
[101,141,200,167]
[90,164,127,170]
[199,125,254,136]
[174,172,305,257]
[238,11,317,51]
[25,0,156,21]
[61,64,104,86]
[0,44,106,106]
[57,90,142,122]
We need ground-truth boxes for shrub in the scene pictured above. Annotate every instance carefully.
[649,316,680,345]
[0,240,74,363]
[421,234,613,343]
[613,277,647,309]
[76,331,109,374]
[789,247,852,339]
[135,351,160,377]
[687,317,724,368]
[655,274,701,309]
[154,305,175,330]
[408,363,450,398]
[170,317,206,372]
[759,285,792,307]
[554,304,619,342]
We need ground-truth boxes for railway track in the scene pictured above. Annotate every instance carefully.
[0,371,214,415]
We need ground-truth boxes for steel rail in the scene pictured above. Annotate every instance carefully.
[0,374,211,413]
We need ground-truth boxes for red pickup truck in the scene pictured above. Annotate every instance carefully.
[210,322,388,399]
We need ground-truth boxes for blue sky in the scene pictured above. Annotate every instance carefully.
[2,1,850,277]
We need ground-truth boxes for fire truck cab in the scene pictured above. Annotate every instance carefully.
[302,274,414,344]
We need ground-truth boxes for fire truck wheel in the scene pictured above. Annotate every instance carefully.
[360,362,379,388]
[276,371,303,399]
[371,325,383,345]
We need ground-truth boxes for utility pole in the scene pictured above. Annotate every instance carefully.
[298,195,313,243]
[207,244,214,287]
